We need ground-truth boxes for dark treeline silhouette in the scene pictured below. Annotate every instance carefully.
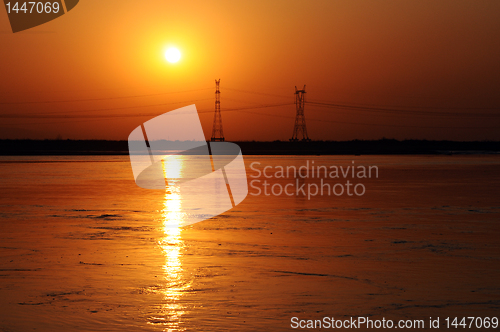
[0,139,499,155]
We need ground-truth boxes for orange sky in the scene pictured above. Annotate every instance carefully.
[1,0,499,141]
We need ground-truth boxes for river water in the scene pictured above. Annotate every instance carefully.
[0,155,499,331]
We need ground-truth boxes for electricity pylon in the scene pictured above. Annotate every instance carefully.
[211,79,225,142]
[290,85,310,142]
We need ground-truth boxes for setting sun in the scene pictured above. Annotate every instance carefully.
[164,47,181,63]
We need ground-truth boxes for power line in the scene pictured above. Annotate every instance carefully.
[0,87,212,105]
[0,98,213,118]
[307,98,500,111]
[306,101,500,118]
[223,97,270,106]
[224,87,291,100]
[2,83,499,131]
[197,103,294,115]
[4,100,498,129]
[2,103,293,125]
[232,109,499,129]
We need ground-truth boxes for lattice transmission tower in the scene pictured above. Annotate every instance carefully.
[290,85,311,142]
[211,79,225,142]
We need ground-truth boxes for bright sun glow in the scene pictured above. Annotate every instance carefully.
[165,47,181,63]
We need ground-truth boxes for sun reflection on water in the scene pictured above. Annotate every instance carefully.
[151,157,191,331]
[163,155,184,184]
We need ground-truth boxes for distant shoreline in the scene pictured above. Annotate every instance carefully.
[0,139,499,156]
